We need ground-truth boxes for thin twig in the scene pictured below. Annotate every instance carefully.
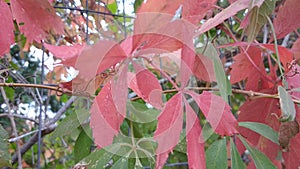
[0,86,22,169]
[0,113,38,124]
[10,96,76,165]
[0,82,73,95]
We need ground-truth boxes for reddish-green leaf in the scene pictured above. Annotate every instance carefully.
[274,0,300,39]
[180,45,195,88]
[11,0,64,43]
[128,63,162,109]
[193,54,216,82]
[238,136,277,169]
[0,1,14,56]
[154,93,183,169]
[237,94,281,167]
[185,100,206,169]
[90,83,124,148]
[188,91,238,136]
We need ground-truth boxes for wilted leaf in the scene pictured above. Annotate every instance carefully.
[242,0,276,42]
[0,1,14,56]
[205,138,227,169]
[11,0,64,43]
[279,120,299,151]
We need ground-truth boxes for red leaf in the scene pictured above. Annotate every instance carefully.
[237,94,281,166]
[11,0,64,43]
[188,91,238,136]
[137,0,215,25]
[44,43,85,67]
[263,44,293,70]
[282,133,300,169]
[111,64,128,117]
[193,54,216,82]
[274,0,300,39]
[128,63,162,109]
[185,100,206,169]
[90,83,124,148]
[180,45,195,88]
[74,40,127,80]
[44,43,84,60]
[197,0,260,35]
[291,38,300,60]
[286,64,300,99]
[0,1,14,56]
[154,93,183,169]
[132,12,196,56]
[230,46,270,91]
[182,0,216,25]
[137,0,181,14]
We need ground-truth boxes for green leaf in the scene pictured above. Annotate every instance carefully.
[230,138,246,169]
[74,129,93,163]
[107,1,118,14]
[127,101,159,123]
[238,136,276,169]
[0,125,11,167]
[238,122,279,145]
[278,86,296,121]
[206,138,227,169]
[78,148,114,169]
[202,43,231,102]
[134,0,143,13]
[4,86,14,101]
[50,111,80,139]
[110,157,128,169]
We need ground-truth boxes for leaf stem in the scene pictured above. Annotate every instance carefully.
[266,16,285,82]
